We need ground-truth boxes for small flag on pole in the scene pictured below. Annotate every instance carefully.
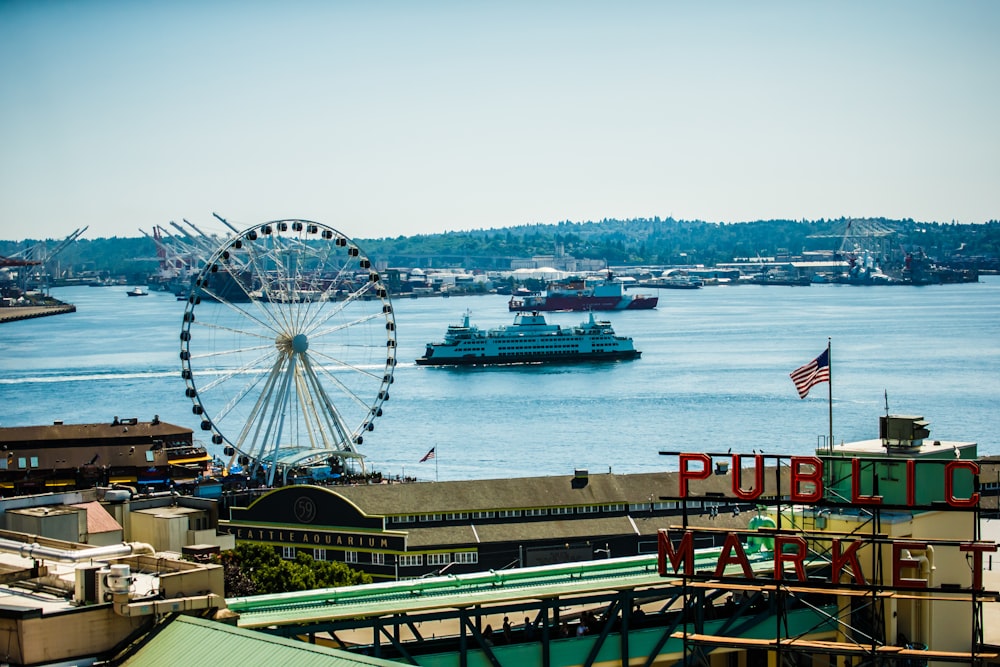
[789,349,830,399]
[419,447,436,463]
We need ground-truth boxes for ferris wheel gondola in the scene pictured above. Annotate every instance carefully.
[179,220,395,486]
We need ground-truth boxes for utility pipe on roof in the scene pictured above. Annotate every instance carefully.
[0,538,155,563]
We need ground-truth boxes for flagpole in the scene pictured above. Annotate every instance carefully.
[827,337,833,454]
[435,446,439,482]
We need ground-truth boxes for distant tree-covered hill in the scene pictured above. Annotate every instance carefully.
[358,217,999,270]
[3,217,998,280]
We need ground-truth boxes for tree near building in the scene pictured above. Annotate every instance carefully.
[214,542,373,596]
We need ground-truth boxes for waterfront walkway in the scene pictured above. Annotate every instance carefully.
[0,303,76,323]
[226,553,997,666]
[226,554,841,667]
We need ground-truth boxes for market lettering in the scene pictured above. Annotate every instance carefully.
[676,454,980,508]
[658,530,996,591]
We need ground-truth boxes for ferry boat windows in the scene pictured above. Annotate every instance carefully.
[344,551,359,563]
[427,553,450,566]
[398,554,423,567]
[453,552,478,564]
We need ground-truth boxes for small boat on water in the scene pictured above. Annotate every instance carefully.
[126,287,148,297]
[643,270,704,289]
[416,310,641,366]
[509,272,658,312]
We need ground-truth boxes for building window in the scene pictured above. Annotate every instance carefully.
[576,505,600,514]
[652,501,676,511]
[453,552,478,564]
[524,508,547,517]
[551,507,573,516]
[498,510,522,518]
[281,546,296,560]
[344,551,359,563]
[427,553,450,566]
[419,513,443,522]
[393,515,417,524]
[372,553,385,565]
[314,548,327,561]
[602,503,626,512]
[471,511,495,519]
[445,512,469,521]
[398,554,423,567]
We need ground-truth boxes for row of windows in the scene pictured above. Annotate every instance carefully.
[389,502,669,524]
[1,450,165,471]
[0,456,39,470]
[289,547,479,568]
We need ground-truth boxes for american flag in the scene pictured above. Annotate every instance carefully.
[789,349,830,399]
[419,447,436,463]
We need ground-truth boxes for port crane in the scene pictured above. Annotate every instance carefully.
[1,227,88,294]
[140,215,241,292]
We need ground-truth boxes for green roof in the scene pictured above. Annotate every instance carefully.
[120,615,403,667]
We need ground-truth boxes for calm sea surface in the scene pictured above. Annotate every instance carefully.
[2,279,998,481]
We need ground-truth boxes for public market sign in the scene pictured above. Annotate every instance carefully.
[674,453,980,507]
[657,452,997,592]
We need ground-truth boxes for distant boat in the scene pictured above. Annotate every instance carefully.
[126,287,148,297]
[416,310,641,366]
[660,276,702,289]
[508,272,657,312]
[643,271,704,289]
[743,269,810,286]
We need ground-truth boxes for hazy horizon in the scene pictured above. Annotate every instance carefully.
[2,1,998,244]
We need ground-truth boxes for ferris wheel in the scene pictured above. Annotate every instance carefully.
[179,220,396,486]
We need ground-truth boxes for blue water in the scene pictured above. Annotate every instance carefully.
[1,279,998,481]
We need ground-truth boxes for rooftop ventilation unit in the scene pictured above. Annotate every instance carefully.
[879,415,930,449]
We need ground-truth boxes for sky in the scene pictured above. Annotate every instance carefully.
[1,1,998,243]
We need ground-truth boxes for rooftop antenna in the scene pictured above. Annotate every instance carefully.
[884,389,890,416]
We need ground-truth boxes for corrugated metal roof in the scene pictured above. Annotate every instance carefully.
[0,419,192,444]
[120,615,402,667]
[327,470,788,517]
[405,513,754,547]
